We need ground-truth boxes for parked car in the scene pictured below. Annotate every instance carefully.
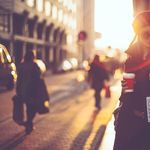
[57,59,72,73]
[0,44,17,90]
[57,58,78,73]
[68,58,78,70]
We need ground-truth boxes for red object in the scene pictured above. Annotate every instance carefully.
[123,73,135,93]
[78,31,87,41]
[105,85,111,98]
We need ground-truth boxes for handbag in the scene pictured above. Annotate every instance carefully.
[36,78,50,114]
[12,95,24,125]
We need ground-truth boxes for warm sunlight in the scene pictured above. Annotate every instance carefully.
[95,0,135,50]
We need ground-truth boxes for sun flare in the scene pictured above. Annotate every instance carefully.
[95,0,135,50]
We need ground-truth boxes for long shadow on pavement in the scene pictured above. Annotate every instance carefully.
[69,109,100,150]
[0,132,27,150]
[90,125,106,150]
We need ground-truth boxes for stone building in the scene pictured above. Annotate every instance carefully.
[76,0,95,62]
[0,0,78,72]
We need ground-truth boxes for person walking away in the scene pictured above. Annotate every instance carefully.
[16,50,41,134]
[88,54,109,110]
[113,11,150,150]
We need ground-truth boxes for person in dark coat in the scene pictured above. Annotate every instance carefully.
[88,54,109,110]
[16,50,41,134]
[113,11,150,150]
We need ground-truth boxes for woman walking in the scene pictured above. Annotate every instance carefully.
[16,50,41,134]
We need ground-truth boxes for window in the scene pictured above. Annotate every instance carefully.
[26,0,35,7]
[0,16,4,32]
[58,9,63,22]
[63,14,68,25]
[73,19,76,29]
[63,0,68,7]
[36,0,44,12]
[45,1,51,16]
[72,3,76,12]
[52,5,57,19]
[0,14,9,32]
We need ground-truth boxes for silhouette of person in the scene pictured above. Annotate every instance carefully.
[113,11,150,150]
[16,50,41,134]
[88,54,109,110]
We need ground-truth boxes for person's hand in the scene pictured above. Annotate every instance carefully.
[121,79,128,93]
[121,77,136,93]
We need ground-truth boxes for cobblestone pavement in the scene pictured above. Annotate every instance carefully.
[0,70,121,150]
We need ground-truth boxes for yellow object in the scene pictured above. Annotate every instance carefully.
[44,101,49,108]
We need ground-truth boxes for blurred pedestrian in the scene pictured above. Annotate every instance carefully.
[88,54,109,110]
[113,11,150,150]
[16,50,41,134]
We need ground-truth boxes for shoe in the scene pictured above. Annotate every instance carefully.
[16,121,26,126]
[25,123,35,134]
[20,121,27,127]
[25,126,34,134]
[95,106,101,111]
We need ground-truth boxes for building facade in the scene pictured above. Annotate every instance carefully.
[76,0,95,62]
[0,0,78,72]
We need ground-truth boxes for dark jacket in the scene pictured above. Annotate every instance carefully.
[16,61,41,102]
[88,61,109,89]
[113,42,150,150]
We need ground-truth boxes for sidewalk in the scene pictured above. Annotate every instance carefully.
[98,100,120,150]
[83,77,121,150]
[0,70,122,150]
[44,70,122,150]
[98,116,116,150]
[44,70,88,103]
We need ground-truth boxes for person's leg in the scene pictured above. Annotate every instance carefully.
[25,102,36,134]
[94,88,101,109]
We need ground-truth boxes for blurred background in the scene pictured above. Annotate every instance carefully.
[0,0,150,150]
[0,0,147,74]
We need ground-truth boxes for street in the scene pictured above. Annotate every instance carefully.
[0,0,146,149]
[0,70,121,150]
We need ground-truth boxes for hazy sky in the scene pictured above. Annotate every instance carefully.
[95,0,134,50]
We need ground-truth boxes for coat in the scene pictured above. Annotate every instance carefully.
[88,61,109,90]
[16,61,41,103]
[16,61,49,114]
[113,42,150,150]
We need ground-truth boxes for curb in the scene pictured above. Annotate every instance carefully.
[90,125,106,150]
